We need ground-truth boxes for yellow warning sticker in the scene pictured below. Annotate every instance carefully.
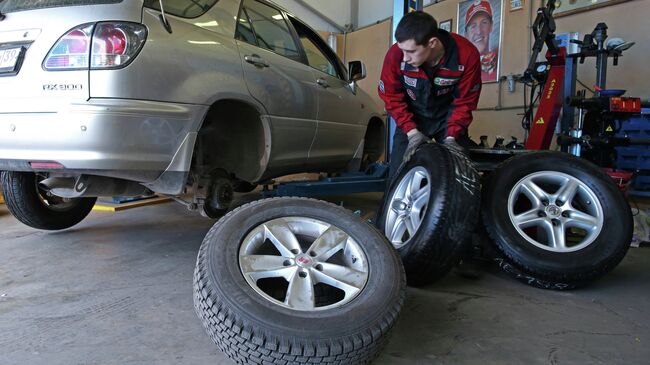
[536,118,545,125]
[606,125,614,132]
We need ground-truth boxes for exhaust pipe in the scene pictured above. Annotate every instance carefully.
[39,175,149,198]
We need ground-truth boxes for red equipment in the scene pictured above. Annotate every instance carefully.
[525,47,566,150]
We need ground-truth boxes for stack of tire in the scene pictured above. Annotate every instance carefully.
[376,145,632,290]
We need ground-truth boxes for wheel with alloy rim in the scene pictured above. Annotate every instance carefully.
[377,143,481,286]
[507,171,604,253]
[482,151,632,290]
[1,171,96,230]
[238,216,369,311]
[194,197,405,365]
[383,166,431,249]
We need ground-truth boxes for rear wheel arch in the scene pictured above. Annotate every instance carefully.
[192,99,271,183]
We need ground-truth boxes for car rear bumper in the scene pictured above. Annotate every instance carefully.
[0,98,208,182]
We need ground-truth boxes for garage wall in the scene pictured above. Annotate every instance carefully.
[342,20,393,110]
[337,0,650,143]
[357,0,393,29]
[356,0,452,28]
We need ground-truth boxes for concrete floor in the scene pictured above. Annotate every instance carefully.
[1,195,649,365]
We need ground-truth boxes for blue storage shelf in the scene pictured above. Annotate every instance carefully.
[632,175,650,191]
[615,109,650,171]
[615,108,650,138]
[616,146,650,171]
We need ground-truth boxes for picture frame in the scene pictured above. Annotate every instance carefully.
[457,0,503,83]
[510,0,523,11]
[553,0,630,17]
[439,19,453,32]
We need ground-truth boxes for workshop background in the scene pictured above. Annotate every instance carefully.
[282,0,650,142]
[1,1,650,364]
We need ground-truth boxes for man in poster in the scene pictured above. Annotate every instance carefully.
[465,0,498,81]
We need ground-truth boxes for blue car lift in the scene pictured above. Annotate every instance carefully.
[262,0,422,198]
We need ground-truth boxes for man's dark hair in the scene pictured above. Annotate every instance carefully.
[395,11,439,45]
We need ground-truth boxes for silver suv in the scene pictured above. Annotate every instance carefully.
[0,0,384,229]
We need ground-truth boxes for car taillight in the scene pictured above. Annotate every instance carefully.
[43,25,93,70]
[44,22,147,71]
[91,22,147,69]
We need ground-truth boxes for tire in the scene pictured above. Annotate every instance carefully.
[193,197,406,365]
[377,143,481,286]
[482,151,632,290]
[1,171,96,230]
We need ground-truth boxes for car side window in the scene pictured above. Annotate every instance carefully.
[236,0,301,62]
[289,17,342,79]
[235,8,257,44]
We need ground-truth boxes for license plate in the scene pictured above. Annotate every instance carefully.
[0,47,22,72]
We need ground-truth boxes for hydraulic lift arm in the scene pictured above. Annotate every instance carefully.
[523,0,566,150]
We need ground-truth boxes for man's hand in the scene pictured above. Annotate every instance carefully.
[404,130,431,163]
[443,136,465,154]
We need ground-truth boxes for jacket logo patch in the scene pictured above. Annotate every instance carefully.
[379,80,385,93]
[437,88,452,96]
[403,76,418,88]
[407,89,417,101]
[434,77,458,86]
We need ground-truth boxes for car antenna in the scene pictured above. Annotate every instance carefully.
[158,0,172,33]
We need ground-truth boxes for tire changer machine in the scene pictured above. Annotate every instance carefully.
[470,0,650,181]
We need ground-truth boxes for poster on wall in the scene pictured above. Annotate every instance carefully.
[457,0,503,83]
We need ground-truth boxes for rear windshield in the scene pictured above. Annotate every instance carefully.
[143,0,219,19]
[0,0,123,13]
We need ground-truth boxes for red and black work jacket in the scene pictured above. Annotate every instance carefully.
[378,30,482,138]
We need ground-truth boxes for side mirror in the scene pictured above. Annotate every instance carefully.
[348,60,366,82]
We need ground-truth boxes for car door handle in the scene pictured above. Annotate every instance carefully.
[244,54,269,67]
[316,78,329,88]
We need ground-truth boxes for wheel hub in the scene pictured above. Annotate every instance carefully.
[295,255,314,268]
[545,205,562,218]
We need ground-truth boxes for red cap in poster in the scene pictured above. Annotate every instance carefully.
[465,0,493,24]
